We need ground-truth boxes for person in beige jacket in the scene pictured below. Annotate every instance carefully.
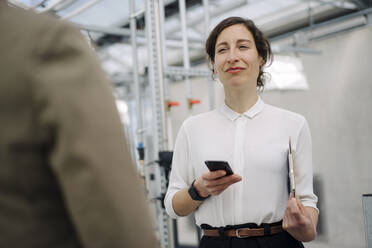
[0,1,159,247]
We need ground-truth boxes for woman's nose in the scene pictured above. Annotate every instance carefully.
[227,50,238,63]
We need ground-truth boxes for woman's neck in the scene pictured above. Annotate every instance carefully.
[224,87,259,114]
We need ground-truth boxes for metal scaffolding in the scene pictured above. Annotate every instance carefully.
[178,0,192,103]
[144,0,170,247]
[141,1,214,247]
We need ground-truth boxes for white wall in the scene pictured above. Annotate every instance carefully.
[167,25,372,248]
[263,25,372,248]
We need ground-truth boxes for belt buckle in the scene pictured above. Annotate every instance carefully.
[235,228,251,238]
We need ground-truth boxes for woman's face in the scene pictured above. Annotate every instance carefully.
[214,24,263,91]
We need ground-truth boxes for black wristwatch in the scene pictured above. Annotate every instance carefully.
[188,179,210,201]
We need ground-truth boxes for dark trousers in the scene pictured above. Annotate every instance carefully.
[199,231,304,248]
[199,222,304,248]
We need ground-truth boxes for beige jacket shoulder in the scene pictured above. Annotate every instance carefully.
[0,2,158,247]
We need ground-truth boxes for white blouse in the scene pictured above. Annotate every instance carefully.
[164,97,318,227]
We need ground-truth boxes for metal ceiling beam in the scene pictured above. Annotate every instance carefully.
[7,0,30,9]
[77,24,204,45]
[51,0,76,11]
[312,0,358,9]
[272,45,322,54]
[164,0,248,35]
[350,0,370,8]
[271,7,372,42]
[257,1,356,38]
[77,24,137,36]
[61,0,101,20]
[39,0,66,12]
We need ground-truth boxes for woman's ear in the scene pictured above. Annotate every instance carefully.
[213,64,217,74]
[211,64,217,80]
[259,56,265,67]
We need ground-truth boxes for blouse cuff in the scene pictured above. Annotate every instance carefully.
[302,202,320,214]
[165,190,182,219]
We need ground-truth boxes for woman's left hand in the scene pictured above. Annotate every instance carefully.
[282,193,317,242]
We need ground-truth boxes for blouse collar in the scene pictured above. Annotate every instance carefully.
[219,96,265,121]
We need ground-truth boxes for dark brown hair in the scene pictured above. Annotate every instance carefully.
[205,17,273,88]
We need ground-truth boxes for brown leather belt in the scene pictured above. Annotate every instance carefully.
[203,224,283,238]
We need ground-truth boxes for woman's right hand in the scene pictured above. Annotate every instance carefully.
[194,170,242,197]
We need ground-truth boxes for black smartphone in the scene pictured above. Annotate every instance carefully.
[204,160,234,176]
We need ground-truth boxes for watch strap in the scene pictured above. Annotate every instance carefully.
[188,179,210,201]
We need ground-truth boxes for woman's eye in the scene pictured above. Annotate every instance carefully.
[239,45,249,49]
[217,48,227,53]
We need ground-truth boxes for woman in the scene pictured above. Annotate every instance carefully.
[164,16,318,248]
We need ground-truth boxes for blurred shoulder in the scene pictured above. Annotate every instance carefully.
[0,4,83,51]
[1,4,67,31]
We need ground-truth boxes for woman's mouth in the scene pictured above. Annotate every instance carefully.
[226,67,245,74]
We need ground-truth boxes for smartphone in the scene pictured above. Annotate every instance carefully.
[204,160,234,176]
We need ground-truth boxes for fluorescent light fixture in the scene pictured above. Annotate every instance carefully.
[265,55,309,90]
